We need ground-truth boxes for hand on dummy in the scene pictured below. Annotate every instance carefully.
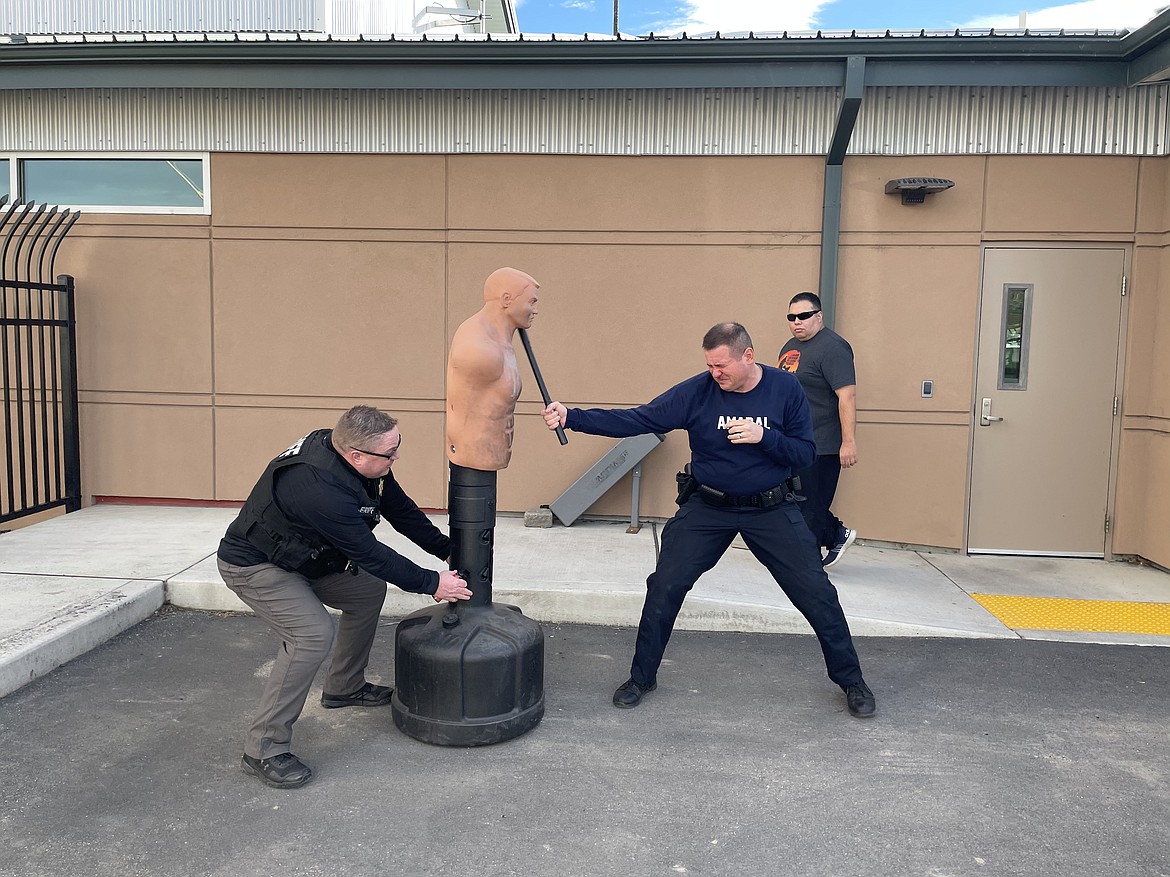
[543,402,567,431]
[434,570,472,603]
[726,418,763,445]
[839,440,858,469]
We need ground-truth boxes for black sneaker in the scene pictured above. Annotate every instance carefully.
[844,680,876,718]
[613,678,656,709]
[823,528,857,569]
[241,752,312,788]
[321,682,394,709]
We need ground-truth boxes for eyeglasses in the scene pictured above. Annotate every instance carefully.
[351,440,401,461]
[787,309,821,322]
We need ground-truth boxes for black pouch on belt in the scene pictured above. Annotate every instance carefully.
[675,463,698,506]
[296,547,348,579]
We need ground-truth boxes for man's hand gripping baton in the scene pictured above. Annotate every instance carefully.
[518,328,568,446]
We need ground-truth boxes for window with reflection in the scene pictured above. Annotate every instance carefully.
[20,158,205,209]
[999,284,1032,390]
[1,159,9,202]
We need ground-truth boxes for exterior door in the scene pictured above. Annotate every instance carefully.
[968,247,1125,556]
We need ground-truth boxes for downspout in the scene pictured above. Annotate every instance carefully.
[819,55,866,330]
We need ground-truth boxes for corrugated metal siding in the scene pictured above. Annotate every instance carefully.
[0,85,1167,156]
[0,0,319,34]
[0,88,839,155]
[854,86,1169,155]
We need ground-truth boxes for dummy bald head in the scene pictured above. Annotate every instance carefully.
[484,267,540,304]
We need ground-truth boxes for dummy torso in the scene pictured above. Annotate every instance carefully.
[446,267,541,471]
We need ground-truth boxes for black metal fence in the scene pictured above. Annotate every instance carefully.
[1,196,82,525]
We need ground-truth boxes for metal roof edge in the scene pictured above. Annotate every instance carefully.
[1119,5,1170,57]
[0,23,1158,90]
[1118,6,1170,83]
[0,30,1136,60]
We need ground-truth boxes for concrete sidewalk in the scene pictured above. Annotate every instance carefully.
[3,503,1169,699]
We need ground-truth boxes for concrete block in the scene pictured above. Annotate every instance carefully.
[524,507,554,528]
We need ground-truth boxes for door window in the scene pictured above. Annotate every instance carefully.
[998,284,1033,390]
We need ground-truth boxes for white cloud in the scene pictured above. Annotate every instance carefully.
[561,0,595,9]
[655,0,832,35]
[961,0,1166,30]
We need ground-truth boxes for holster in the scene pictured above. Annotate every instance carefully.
[675,463,698,506]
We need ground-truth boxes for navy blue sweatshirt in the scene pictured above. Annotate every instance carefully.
[565,365,816,496]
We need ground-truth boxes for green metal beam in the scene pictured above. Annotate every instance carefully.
[819,55,865,331]
[865,59,1128,87]
[1127,44,1170,84]
[1123,17,1170,86]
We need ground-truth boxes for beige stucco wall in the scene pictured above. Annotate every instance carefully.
[831,154,1148,551]
[59,151,1166,563]
[65,219,216,501]
[1116,156,1170,569]
[830,155,985,546]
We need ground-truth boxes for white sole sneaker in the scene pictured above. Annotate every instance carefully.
[822,528,857,568]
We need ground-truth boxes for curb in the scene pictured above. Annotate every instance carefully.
[0,580,164,699]
[165,578,999,639]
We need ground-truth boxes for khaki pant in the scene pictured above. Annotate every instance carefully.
[217,558,387,760]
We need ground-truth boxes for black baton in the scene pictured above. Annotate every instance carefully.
[518,327,568,446]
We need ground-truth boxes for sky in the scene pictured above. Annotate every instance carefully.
[513,0,1169,36]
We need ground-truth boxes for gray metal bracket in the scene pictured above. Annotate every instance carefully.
[549,433,665,527]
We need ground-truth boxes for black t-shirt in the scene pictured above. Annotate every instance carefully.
[778,327,856,455]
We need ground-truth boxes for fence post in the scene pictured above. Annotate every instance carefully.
[58,274,81,512]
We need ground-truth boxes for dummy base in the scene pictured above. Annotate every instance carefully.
[391,601,545,747]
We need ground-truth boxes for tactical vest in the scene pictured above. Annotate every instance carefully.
[234,429,381,577]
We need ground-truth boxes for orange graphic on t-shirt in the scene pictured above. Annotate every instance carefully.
[778,350,800,373]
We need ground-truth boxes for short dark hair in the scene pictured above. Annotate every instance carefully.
[789,291,822,310]
[702,322,753,358]
[333,405,398,451]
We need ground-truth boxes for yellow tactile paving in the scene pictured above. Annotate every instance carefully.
[972,594,1170,635]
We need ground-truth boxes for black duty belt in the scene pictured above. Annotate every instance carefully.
[295,548,350,578]
[697,478,797,509]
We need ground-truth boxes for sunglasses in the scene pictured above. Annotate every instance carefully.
[351,439,401,461]
[787,309,821,322]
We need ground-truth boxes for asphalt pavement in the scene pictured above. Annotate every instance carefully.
[2,609,1167,877]
[3,504,1169,876]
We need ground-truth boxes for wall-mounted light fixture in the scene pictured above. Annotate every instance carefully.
[885,177,955,205]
